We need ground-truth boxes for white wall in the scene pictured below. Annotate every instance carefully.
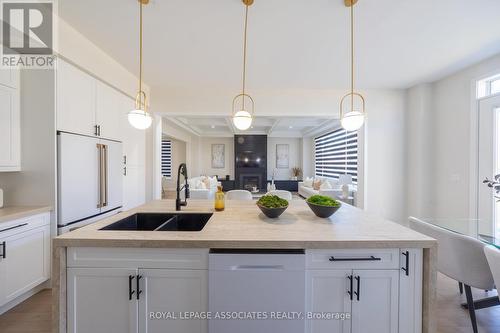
[301,137,315,179]
[0,69,57,235]
[363,90,407,223]
[404,53,500,222]
[406,84,434,220]
[425,53,500,219]
[199,137,234,179]
[267,137,302,180]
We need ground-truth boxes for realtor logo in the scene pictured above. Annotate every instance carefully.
[1,0,55,68]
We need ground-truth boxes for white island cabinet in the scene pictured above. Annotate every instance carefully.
[65,247,422,333]
[66,248,208,333]
[306,249,422,333]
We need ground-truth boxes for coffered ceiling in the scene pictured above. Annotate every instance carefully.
[168,116,337,137]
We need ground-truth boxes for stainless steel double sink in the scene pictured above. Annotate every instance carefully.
[100,213,213,232]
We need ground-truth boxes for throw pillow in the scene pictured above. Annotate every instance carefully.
[313,179,322,190]
[202,177,211,189]
[303,177,314,188]
[320,180,333,190]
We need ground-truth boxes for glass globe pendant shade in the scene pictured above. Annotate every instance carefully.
[341,110,365,131]
[128,109,152,130]
[233,110,253,131]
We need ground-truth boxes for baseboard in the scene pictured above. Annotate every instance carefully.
[0,281,50,315]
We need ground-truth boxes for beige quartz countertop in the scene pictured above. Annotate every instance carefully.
[54,199,435,249]
[0,206,52,224]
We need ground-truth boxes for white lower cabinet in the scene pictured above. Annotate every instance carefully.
[0,213,50,308]
[306,269,352,333]
[306,249,422,333]
[67,268,138,333]
[139,269,207,333]
[350,270,399,333]
[66,248,208,333]
[66,248,422,333]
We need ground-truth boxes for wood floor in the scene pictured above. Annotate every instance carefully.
[0,274,499,332]
[0,289,51,333]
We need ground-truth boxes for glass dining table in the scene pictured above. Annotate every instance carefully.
[422,218,500,249]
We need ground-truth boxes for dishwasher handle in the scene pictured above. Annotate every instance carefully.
[231,265,285,271]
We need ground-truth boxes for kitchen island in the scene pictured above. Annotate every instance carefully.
[53,199,437,333]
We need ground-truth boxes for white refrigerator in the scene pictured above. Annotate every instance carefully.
[57,132,123,234]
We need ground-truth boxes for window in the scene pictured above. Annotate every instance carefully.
[161,139,172,178]
[315,128,358,183]
[477,74,500,98]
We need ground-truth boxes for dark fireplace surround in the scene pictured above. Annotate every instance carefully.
[235,135,267,191]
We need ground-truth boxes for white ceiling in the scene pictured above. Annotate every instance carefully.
[59,0,500,91]
[169,115,336,137]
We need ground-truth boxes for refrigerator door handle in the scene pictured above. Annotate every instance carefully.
[96,143,103,208]
[102,144,108,207]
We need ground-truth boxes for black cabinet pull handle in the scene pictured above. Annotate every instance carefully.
[0,223,27,233]
[329,255,381,262]
[354,276,360,301]
[94,125,99,136]
[136,275,142,300]
[402,251,410,276]
[347,275,353,300]
[128,275,135,300]
[1,241,5,259]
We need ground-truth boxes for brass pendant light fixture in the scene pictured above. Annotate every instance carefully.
[128,0,152,130]
[340,0,366,132]
[232,0,255,131]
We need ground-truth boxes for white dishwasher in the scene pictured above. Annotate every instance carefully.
[208,249,306,333]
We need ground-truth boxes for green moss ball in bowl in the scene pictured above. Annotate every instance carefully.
[256,195,289,218]
[306,195,341,218]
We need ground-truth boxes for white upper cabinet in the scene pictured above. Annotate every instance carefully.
[96,80,122,141]
[0,70,20,172]
[56,59,96,136]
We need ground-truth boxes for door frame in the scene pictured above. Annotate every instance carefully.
[469,84,500,223]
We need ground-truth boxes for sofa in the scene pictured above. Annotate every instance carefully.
[298,177,355,201]
[181,176,220,200]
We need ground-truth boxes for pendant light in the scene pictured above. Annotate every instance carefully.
[128,0,152,130]
[232,0,255,131]
[340,0,365,132]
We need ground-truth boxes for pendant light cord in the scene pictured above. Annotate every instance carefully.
[350,1,354,112]
[139,2,142,94]
[241,3,249,109]
[136,0,146,112]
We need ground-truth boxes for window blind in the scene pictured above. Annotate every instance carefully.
[161,140,172,178]
[315,128,358,183]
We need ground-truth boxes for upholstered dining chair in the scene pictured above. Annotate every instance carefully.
[226,190,253,200]
[484,245,500,296]
[266,190,293,201]
[409,217,495,333]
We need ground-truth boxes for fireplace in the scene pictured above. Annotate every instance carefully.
[235,135,267,191]
[240,174,262,192]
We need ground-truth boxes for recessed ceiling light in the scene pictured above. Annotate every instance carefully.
[211,125,215,129]
[289,126,293,129]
